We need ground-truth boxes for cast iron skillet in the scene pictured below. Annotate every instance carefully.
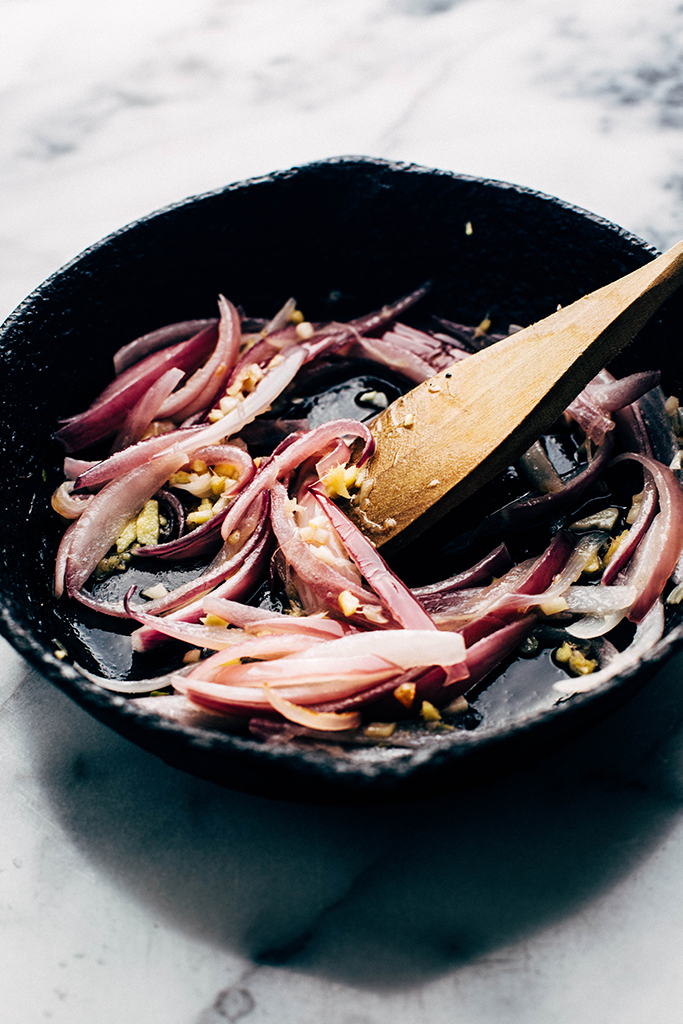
[1,156,683,803]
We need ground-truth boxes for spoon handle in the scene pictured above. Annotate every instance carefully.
[348,239,683,550]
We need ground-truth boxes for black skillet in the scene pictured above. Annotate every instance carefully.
[1,156,682,803]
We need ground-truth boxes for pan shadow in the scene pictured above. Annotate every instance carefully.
[15,650,683,992]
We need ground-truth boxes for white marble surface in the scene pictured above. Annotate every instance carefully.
[4,1,683,1021]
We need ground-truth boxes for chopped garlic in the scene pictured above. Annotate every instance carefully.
[603,530,629,566]
[555,641,596,676]
[182,649,202,664]
[187,497,214,526]
[169,470,192,485]
[444,695,468,715]
[141,582,169,600]
[289,309,305,325]
[116,518,138,553]
[295,321,315,340]
[338,590,360,617]
[393,681,416,708]
[136,500,160,547]
[200,614,228,627]
[667,583,683,605]
[363,722,396,739]
[321,463,357,499]
[421,701,441,721]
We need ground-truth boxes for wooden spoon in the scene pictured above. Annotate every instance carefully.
[347,239,683,550]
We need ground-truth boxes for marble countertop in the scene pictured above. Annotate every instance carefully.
[3,1,683,1021]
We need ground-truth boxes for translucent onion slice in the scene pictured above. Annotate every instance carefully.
[554,599,665,696]
[263,683,361,732]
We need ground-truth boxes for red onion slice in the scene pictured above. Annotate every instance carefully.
[113,318,217,374]
[156,296,241,419]
[62,448,190,597]
[310,483,438,630]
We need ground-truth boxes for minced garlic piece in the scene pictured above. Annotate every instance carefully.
[393,681,416,708]
[187,498,214,526]
[208,409,224,422]
[200,614,228,627]
[192,459,208,474]
[169,470,192,485]
[667,583,683,605]
[474,316,491,337]
[295,321,315,340]
[289,309,304,324]
[603,530,629,566]
[116,518,138,553]
[141,582,169,600]
[182,649,202,664]
[582,552,602,575]
[421,701,441,721]
[444,695,468,715]
[213,462,240,479]
[539,596,569,616]
[338,590,360,617]
[210,475,227,495]
[363,722,396,739]
[136,500,160,547]
[321,463,357,499]
[555,641,597,676]
[626,492,643,525]
[300,524,330,546]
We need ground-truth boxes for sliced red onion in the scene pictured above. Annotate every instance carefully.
[113,319,217,374]
[554,598,665,696]
[219,418,373,543]
[600,473,657,586]
[487,433,615,531]
[156,297,241,419]
[125,592,326,653]
[51,481,94,519]
[350,336,435,383]
[411,543,513,612]
[201,596,350,638]
[110,366,185,453]
[564,585,638,615]
[55,325,218,451]
[611,453,683,622]
[310,483,438,630]
[64,457,98,480]
[74,662,194,695]
[584,371,661,412]
[263,686,362,731]
[62,448,190,597]
[270,481,383,624]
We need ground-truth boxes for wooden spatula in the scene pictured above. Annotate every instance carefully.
[347,239,683,550]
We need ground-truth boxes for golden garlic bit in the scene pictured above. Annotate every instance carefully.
[115,499,160,554]
[321,463,358,499]
[363,722,396,739]
[555,641,597,676]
